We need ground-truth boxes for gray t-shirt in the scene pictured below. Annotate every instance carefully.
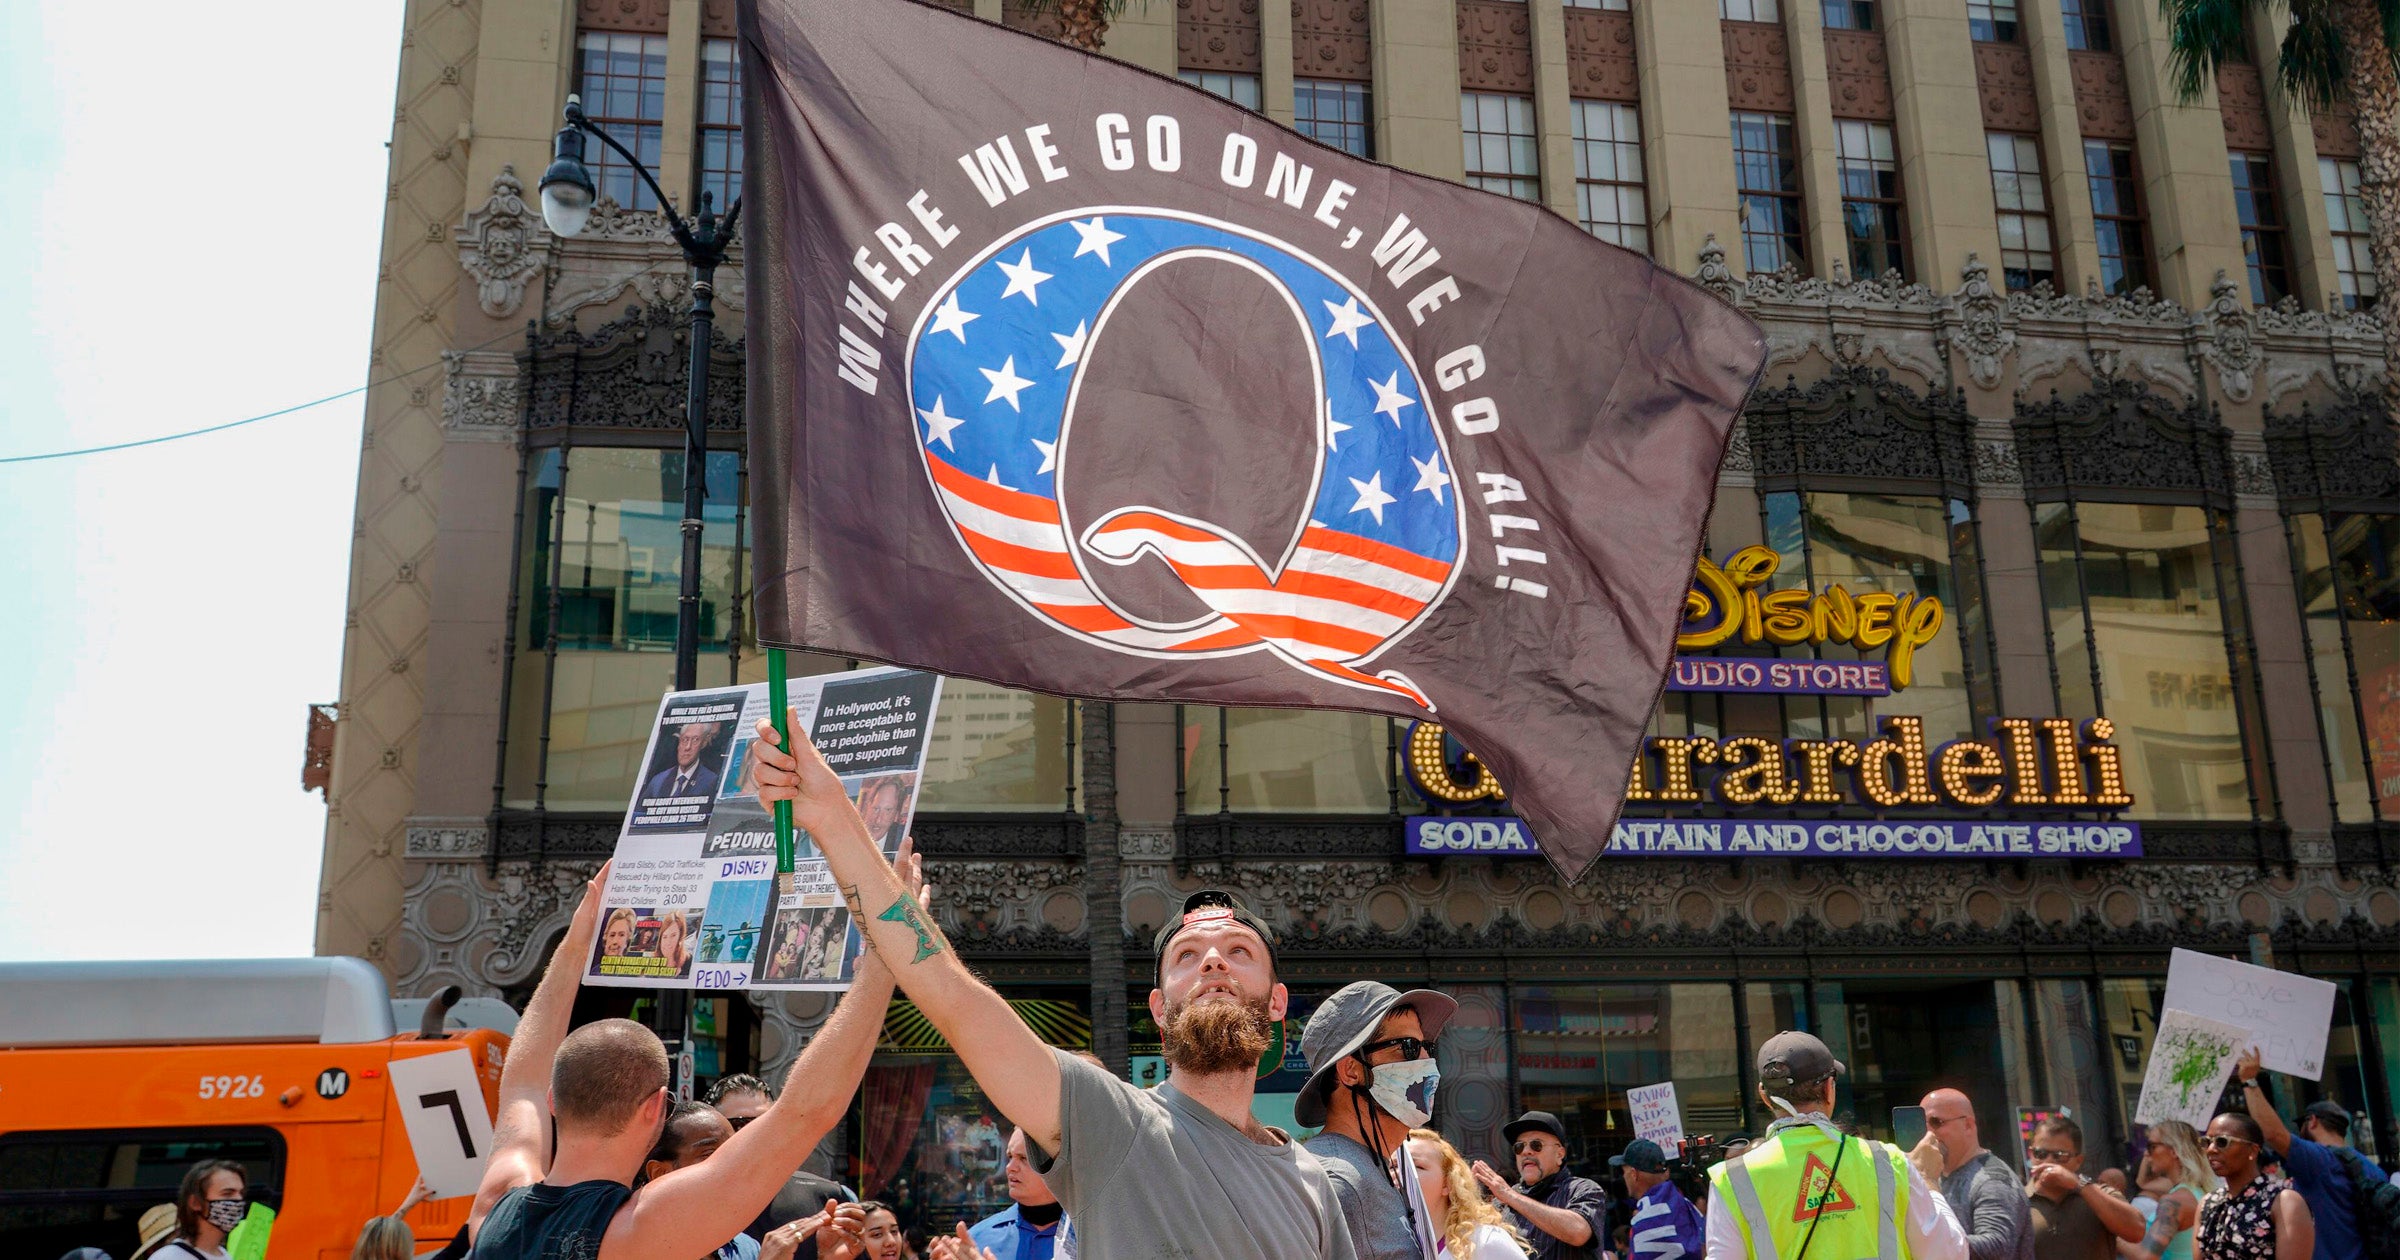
[1030,1048,1359,1260]
[1304,1130,1422,1260]
[1941,1150,2035,1260]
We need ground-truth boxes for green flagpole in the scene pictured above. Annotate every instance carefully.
[768,647,795,877]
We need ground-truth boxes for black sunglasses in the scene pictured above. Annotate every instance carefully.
[2028,1146,2076,1162]
[1513,1138,1557,1154]
[1359,1036,1437,1062]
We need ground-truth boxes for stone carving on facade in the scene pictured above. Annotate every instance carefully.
[1292,0,1372,82]
[1456,0,1534,93]
[523,298,746,432]
[405,818,490,858]
[1693,235,1741,303]
[1719,416,1754,475]
[2015,377,2233,500]
[2266,392,2400,510]
[1972,436,2021,487]
[1952,254,2013,389]
[1745,366,1978,489]
[2069,48,2135,140]
[458,166,548,319]
[2203,270,2260,402]
[1176,0,1263,74]
[439,349,523,443]
[1562,5,1638,102]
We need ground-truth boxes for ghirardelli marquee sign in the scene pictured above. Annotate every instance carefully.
[1408,715,2135,812]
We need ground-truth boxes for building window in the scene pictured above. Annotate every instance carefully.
[915,680,1079,811]
[1836,119,1906,280]
[1822,1,1877,30]
[1563,0,1629,8]
[1180,70,1261,110]
[2061,0,2112,50]
[1182,708,1399,813]
[1968,0,2019,41]
[2322,157,2379,310]
[576,32,669,211]
[1462,92,1541,202]
[1720,0,1780,20]
[2085,139,2151,296]
[698,37,742,213]
[1294,78,1372,158]
[1987,133,2056,292]
[1732,111,1806,274]
[2290,513,2400,823]
[1756,490,1997,747]
[1571,99,1648,252]
[1509,985,1742,1171]
[2035,502,2259,820]
[2231,151,2291,305]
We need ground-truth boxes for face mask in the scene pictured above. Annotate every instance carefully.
[1362,1057,1440,1128]
[204,1199,248,1231]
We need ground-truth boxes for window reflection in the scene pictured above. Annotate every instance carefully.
[2291,513,2400,823]
[916,681,1076,812]
[1184,709,1394,814]
[2035,502,2255,819]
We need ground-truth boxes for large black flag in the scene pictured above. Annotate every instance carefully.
[739,0,1765,878]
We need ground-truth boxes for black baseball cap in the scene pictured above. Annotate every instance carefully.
[1756,1030,1846,1089]
[1504,1110,1567,1144]
[2300,1101,2351,1137]
[1152,890,1277,978]
[1610,1139,1669,1172]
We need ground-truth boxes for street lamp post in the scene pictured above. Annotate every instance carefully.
[539,93,741,694]
[539,94,740,1088]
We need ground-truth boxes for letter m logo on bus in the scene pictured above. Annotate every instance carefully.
[1792,1152,1859,1221]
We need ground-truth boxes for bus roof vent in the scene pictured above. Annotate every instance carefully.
[0,957,398,1047]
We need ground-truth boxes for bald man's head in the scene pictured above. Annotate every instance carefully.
[1920,1088,1983,1174]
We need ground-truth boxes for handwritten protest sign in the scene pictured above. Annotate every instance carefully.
[2164,948,2336,1079]
[2134,1008,2250,1131]
[1629,1081,1684,1149]
[586,666,941,992]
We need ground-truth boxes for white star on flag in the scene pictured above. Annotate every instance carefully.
[1322,296,1374,348]
[1370,372,1416,425]
[986,464,1012,489]
[980,356,1034,411]
[1032,438,1057,474]
[1324,413,1352,451]
[1052,320,1089,369]
[1348,471,1397,525]
[1071,217,1126,265]
[917,395,966,450]
[1411,452,1452,504]
[929,291,978,342]
[997,249,1052,305]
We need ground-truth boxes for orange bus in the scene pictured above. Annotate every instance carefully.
[0,957,512,1259]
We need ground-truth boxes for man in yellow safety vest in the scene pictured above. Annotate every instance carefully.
[1704,1032,1967,1260]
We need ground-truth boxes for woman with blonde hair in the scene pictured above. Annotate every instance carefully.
[1398,1129,1532,1259]
[2122,1120,2219,1260]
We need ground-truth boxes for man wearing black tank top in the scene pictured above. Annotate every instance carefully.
[464,857,913,1260]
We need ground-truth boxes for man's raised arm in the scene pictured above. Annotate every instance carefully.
[468,862,608,1232]
[601,849,917,1260]
[752,716,1064,1150]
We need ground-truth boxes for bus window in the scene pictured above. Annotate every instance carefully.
[0,1126,285,1260]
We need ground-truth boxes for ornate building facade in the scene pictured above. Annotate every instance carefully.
[327,0,2399,1224]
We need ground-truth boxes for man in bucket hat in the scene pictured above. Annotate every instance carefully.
[1473,1110,1610,1260]
[1298,981,1460,1260]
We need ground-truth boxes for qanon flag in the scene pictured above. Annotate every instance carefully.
[739,0,1765,878]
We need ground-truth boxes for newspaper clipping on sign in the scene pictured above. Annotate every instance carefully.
[584,666,942,992]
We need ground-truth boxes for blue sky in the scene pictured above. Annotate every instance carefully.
[0,2,403,959]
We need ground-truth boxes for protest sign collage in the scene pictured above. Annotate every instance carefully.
[584,666,943,992]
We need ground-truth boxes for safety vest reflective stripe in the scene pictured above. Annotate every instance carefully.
[1726,1158,1784,1260]
[1872,1140,1900,1260]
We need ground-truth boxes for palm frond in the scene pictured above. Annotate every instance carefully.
[2279,1,2349,112]
[2159,0,2255,101]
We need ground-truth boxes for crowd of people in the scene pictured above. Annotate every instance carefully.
[113,718,2400,1260]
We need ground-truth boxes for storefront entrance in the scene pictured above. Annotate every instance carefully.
[1821,980,2011,1150]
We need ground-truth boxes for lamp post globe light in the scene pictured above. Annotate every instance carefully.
[540,93,742,697]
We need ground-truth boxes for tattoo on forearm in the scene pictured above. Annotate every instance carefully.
[877,895,949,963]
[838,881,868,922]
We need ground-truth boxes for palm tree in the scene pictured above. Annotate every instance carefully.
[1028,0,1131,50]
[2162,0,2400,402]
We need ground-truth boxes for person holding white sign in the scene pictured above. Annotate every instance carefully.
[2230,1049,2363,1260]
[464,859,909,1260]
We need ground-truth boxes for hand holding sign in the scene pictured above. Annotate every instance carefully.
[387,1049,497,1199]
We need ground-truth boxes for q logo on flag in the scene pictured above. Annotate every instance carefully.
[904,209,1464,707]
